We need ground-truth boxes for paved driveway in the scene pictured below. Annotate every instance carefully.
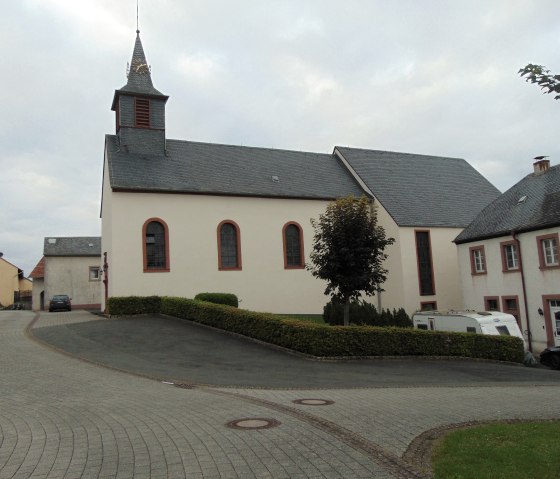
[32,312,560,388]
[1,310,559,479]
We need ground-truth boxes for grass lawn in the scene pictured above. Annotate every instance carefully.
[432,421,560,479]
[277,314,325,325]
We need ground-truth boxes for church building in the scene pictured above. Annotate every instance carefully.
[100,31,500,314]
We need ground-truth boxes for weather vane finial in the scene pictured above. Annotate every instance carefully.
[136,0,140,33]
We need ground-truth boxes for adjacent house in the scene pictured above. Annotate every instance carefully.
[455,158,560,353]
[100,31,500,314]
[31,237,102,311]
[0,255,32,308]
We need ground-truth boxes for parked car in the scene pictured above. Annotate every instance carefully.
[540,346,560,370]
[49,295,72,312]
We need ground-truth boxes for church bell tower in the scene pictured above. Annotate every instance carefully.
[111,30,169,155]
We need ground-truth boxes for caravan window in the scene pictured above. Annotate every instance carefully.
[417,324,428,330]
[496,325,511,336]
[466,327,476,334]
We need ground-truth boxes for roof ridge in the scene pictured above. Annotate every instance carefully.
[336,145,465,161]
[166,138,331,157]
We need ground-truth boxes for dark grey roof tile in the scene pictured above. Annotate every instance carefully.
[336,147,500,227]
[106,135,365,199]
[44,237,101,256]
[455,164,560,243]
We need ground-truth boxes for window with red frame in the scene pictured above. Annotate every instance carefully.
[469,246,486,274]
[219,222,241,269]
[284,223,304,268]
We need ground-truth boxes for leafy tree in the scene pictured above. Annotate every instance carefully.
[308,196,394,326]
[518,64,560,100]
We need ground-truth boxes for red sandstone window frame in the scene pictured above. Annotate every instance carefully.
[499,240,520,272]
[142,217,170,273]
[282,222,305,269]
[217,220,242,271]
[484,296,500,312]
[469,245,487,275]
[536,233,560,270]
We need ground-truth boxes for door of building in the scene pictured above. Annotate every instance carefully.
[550,300,560,347]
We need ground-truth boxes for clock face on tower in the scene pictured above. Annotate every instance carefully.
[135,63,150,74]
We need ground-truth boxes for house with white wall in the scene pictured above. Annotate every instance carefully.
[31,237,102,311]
[455,158,560,353]
[100,31,500,315]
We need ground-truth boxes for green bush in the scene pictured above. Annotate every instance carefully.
[106,296,162,315]
[323,299,412,328]
[106,295,524,363]
[194,292,238,308]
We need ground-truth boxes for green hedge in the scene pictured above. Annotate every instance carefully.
[194,292,239,308]
[106,296,162,315]
[157,296,524,362]
[106,295,524,363]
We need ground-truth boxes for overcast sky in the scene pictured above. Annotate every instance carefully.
[1,0,559,276]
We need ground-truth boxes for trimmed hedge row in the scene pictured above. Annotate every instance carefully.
[104,295,524,363]
[194,292,239,308]
[106,296,162,316]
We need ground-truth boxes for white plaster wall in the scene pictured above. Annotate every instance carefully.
[361,202,403,312]
[103,189,421,314]
[106,192,329,313]
[457,226,560,353]
[399,227,464,313]
[32,278,44,311]
[102,188,467,315]
[45,257,102,307]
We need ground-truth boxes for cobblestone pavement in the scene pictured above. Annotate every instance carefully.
[2,311,560,478]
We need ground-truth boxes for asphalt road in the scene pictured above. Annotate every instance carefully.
[32,313,560,388]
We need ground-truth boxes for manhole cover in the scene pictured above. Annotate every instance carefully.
[292,399,334,406]
[227,418,280,430]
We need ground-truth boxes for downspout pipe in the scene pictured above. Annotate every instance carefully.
[512,231,532,353]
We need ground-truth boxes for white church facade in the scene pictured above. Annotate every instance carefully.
[100,32,500,315]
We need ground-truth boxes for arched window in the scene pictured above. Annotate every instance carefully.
[218,220,242,270]
[283,222,304,269]
[142,218,169,272]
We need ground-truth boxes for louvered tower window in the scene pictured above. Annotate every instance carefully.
[135,98,150,128]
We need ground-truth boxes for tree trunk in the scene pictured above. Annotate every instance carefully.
[343,298,350,326]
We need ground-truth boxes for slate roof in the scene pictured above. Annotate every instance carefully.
[43,237,101,257]
[105,135,365,200]
[112,32,167,110]
[29,257,45,279]
[455,164,560,244]
[336,147,501,228]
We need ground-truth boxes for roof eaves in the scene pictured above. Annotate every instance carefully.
[111,186,340,201]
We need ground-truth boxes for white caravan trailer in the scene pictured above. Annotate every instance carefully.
[412,310,526,349]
